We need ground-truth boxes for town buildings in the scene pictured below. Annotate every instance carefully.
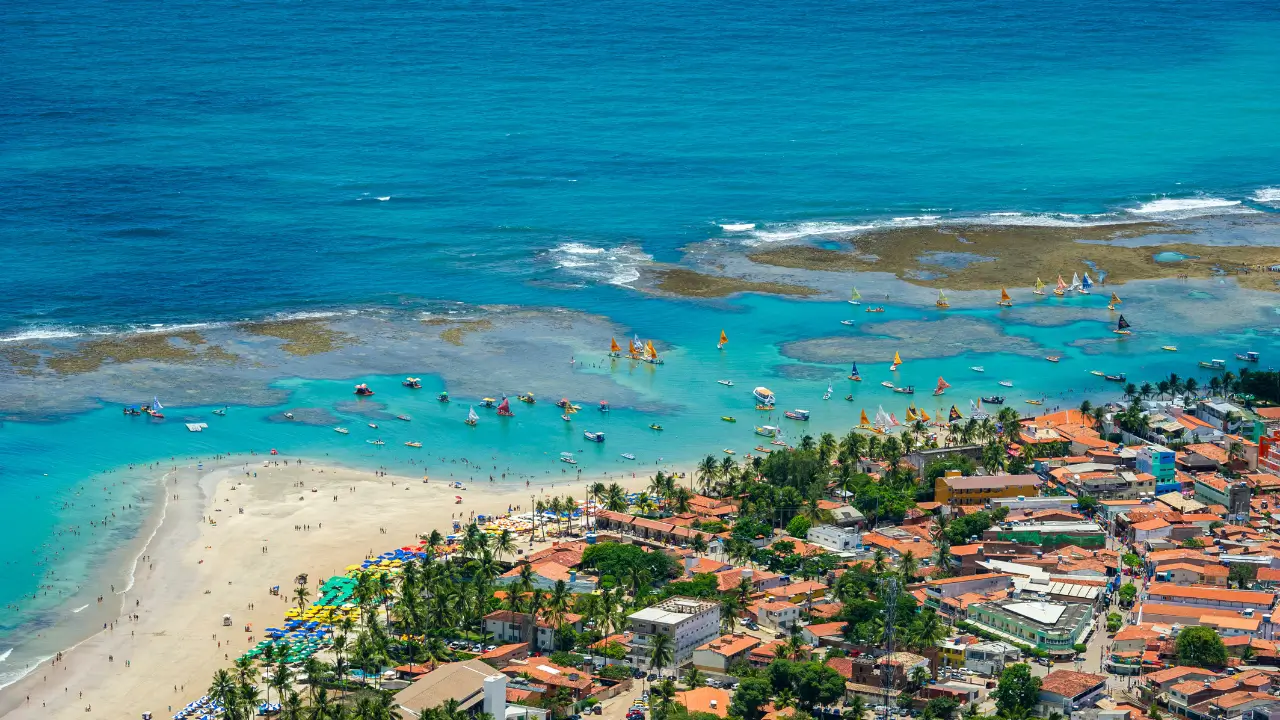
[626,596,721,669]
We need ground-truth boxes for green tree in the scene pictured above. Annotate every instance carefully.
[1176,626,1228,668]
[1229,563,1257,589]
[729,677,773,720]
[786,515,812,539]
[1118,583,1138,607]
[649,632,674,678]
[993,664,1041,719]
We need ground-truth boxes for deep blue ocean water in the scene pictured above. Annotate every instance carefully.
[2,0,1280,689]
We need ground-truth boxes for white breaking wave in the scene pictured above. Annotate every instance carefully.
[0,648,10,662]
[719,223,756,232]
[0,327,82,343]
[1253,188,1280,207]
[1126,196,1257,219]
[546,242,653,286]
[72,604,89,613]
[131,322,221,335]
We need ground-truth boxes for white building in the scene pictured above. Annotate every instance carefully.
[807,525,862,552]
[964,641,1021,676]
[627,597,721,670]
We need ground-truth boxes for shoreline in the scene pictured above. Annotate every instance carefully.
[0,453,669,719]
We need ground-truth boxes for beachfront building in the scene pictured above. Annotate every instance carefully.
[484,610,584,653]
[626,596,721,669]
[935,474,1041,506]
[1137,444,1177,482]
[393,659,548,720]
[965,598,1094,654]
[1199,400,1248,434]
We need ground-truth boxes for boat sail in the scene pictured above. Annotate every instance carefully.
[874,406,891,430]
[934,377,950,396]
[1114,315,1132,336]
[1054,275,1067,297]
[153,396,164,411]
[936,289,950,309]
[848,287,862,305]
[858,409,873,429]
[888,412,901,427]
[848,362,861,381]
[465,406,479,426]
[496,397,514,417]
[1107,292,1122,311]
[890,351,903,371]
[718,330,728,349]
[920,408,931,423]
[1080,273,1093,294]
[1033,278,1046,296]
[905,405,918,422]
[644,340,663,364]
[628,337,640,359]
[1069,272,1081,291]
[609,337,622,357]
[998,288,1013,307]
[949,405,963,422]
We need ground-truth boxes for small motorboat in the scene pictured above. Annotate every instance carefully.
[402,377,422,389]
[517,392,536,404]
[437,392,450,402]
[721,416,737,423]
[212,407,227,416]
[981,396,1005,404]
[844,394,854,401]
[893,386,915,395]
[583,431,605,442]
[368,423,378,429]
[367,439,384,446]
[405,441,422,448]
[723,448,736,455]
[998,380,1013,388]
[753,387,776,404]
[865,306,885,313]
[284,412,294,420]
[755,446,772,454]
[334,427,349,434]
[717,379,734,387]
[649,423,663,431]
[620,453,635,460]
[1090,370,1104,377]
[771,439,787,446]
[561,414,571,422]
[1045,356,1061,363]
[354,384,374,396]
[396,415,411,423]
[1199,359,1227,370]
[784,409,810,421]
[970,366,985,373]
[1026,399,1044,406]
[1162,345,1178,352]
[755,425,779,437]
[840,320,855,326]
[880,381,895,388]
[1238,351,1260,363]
[560,453,578,465]
[755,404,774,411]
[1105,373,1127,382]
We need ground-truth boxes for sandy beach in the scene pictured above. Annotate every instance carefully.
[0,455,665,719]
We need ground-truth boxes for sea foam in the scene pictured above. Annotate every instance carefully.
[546,242,652,286]
[1126,196,1257,219]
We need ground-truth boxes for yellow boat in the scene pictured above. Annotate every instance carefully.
[936,289,950,309]
[1162,345,1178,352]
[405,441,422,448]
[721,416,736,423]
[723,448,735,455]
[1026,399,1044,405]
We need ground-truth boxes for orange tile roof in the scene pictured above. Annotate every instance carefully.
[1187,444,1229,464]
[1132,518,1172,531]
[696,633,760,657]
[924,573,1012,586]
[677,688,732,718]
[1113,625,1160,642]
[1145,582,1275,605]
[1144,666,1221,684]
[1040,670,1107,698]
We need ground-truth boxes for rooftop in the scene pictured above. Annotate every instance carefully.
[940,474,1041,490]
[1040,670,1108,699]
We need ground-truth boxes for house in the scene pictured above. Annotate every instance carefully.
[800,621,847,647]
[767,580,827,606]
[922,574,1014,612]
[676,687,733,718]
[1156,563,1228,586]
[982,520,1106,550]
[393,659,529,720]
[1194,476,1252,517]
[1035,670,1108,718]
[807,525,863,552]
[754,600,801,632]
[964,641,1021,676]
[934,474,1041,505]
[496,562,598,593]
[1131,518,1173,544]
[691,634,760,674]
[502,660,596,701]
[1137,445,1177,482]
[627,597,721,669]
[1142,583,1276,612]
[477,643,530,669]
[484,610,584,653]
[1143,666,1222,699]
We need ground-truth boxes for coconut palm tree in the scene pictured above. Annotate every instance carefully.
[818,432,838,465]
[899,550,919,583]
[493,529,517,563]
[605,483,629,512]
[292,583,312,612]
[697,455,720,495]
[649,632,674,678]
[719,455,737,483]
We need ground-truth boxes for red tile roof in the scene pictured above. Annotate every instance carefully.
[1039,670,1107,699]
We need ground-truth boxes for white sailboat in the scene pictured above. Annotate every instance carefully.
[465,406,479,426]
[823,384,833,400]
[1069,272,1081,291]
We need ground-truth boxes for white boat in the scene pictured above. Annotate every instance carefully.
[755,425,779,437]
[752,386,775,405]
[584,431,605,442]
[822,384,832,400]
[880,381,894,388]
[334,427,349,434]
[284,412,294,420]
[367,439,384,446]
[620,453,635,460]
[559,452,577,465]
[368,423,378,429]
[717,379,734,387]
[998,380,1013,388]
[465,406,479,426]
[840,320,855,326]
[1069,272,1081,291]
[970,366,985,373]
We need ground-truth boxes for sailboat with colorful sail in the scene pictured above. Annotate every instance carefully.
[718,330,728,350]
[1113,315,1132,336]
[1054,275,1067,297]
[644,340,664,364]
[936,289,950,309]
[628,337,641,359]
[848,287,862,305]
[1080,273,1093,294]
[858,409,873,429]
[890,351,903,371]
[465,406,479,426]
[1033,278,1046,296]
[920,408,931,423]
[873,406,891,433]
[905,404,919,422]
[998,288,1013,307]
[848,362,861,382]
[1107,292,1122,311]
[948,405,963,422]
[609,337,622,358]
[933,377,950,396]
[496,396,514,417]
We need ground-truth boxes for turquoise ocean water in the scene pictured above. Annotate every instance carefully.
[3,0,1280,687]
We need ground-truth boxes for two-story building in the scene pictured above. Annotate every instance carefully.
[935,474,1041,506]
